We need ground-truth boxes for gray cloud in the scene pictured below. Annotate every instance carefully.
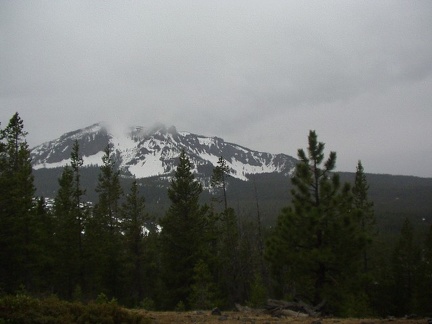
[1,1,431,177]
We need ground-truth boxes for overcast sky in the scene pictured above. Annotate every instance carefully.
[1,1,431,177]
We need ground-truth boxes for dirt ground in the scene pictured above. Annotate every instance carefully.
[140,311,430,324]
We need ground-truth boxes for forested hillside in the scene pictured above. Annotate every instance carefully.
[1,113,432,317]
[33,166,432,234]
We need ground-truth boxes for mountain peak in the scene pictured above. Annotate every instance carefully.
[30,123,297,181]
[125,123,177,139]
[58,122,106,141]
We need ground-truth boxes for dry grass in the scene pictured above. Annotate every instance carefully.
[139,310,429,324]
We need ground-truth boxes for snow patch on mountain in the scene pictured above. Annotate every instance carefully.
[128,150,167,178]
[32,151,106,170]
[30,123,297,181]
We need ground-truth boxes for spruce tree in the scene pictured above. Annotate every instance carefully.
[266,130,363,314]
[159,150,209,309]
[0,113,36,292]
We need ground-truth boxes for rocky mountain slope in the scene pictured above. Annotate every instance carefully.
[30,123,297,181]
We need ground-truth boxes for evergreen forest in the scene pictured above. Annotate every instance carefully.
[1,112,432,317]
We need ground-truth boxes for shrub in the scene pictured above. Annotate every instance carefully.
[140,297,156,311]
[247,273,267,308]
[175,300,185,312]
[0,294,150,323]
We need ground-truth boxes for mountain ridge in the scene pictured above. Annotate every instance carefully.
[30,123,298,181]
[29,123,432,231]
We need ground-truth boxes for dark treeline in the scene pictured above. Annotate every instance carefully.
[1,112,432,317]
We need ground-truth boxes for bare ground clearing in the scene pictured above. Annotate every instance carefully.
[138,311,429,324]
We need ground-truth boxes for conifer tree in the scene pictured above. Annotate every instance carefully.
[94,145,122,233]
[121,179,152,305]
[216,207,241,306]
[352,161,375,272]
[52,177,75,297]
[211,156,230,211]
[266,130,363,313]
[209,156,250,306]
[32,196,55,292]
[416,224,432,314]
[70,140,87,287]
[188,259,217,309]
[391,218,420,316]
[87,145,123,298]
[159,150,209,309]
[52,141,88,298]
[0,113,36,292]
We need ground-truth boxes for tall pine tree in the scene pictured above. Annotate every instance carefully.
[0,113,36,292]
[86,145,123,298]
[211,156,230,211]
[352,161,375,272]
[52,141,88,299]
[159,150,209,309]
[391,218,420,316]
[266,130,363,314]
[121,179,153,306]
[32,196,55,292]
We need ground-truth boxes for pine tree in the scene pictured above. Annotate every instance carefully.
[188,259,217,309]
[216,207,241,306]
[391,218,420,316]
[94,145,122,234]
[53,166,76,298]
[0,113,36,292]
[52,141,88,298]
[210,156,251,306]
[86,145,123,298]
[32,197,55,292]
[211,156,230,211]
[121,179,152,305]
[416,224,432,315]
[159,150,209,309]
[265,130,363,313]
[352,161,375,272]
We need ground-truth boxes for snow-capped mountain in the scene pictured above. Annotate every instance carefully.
[30,123,297,181]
